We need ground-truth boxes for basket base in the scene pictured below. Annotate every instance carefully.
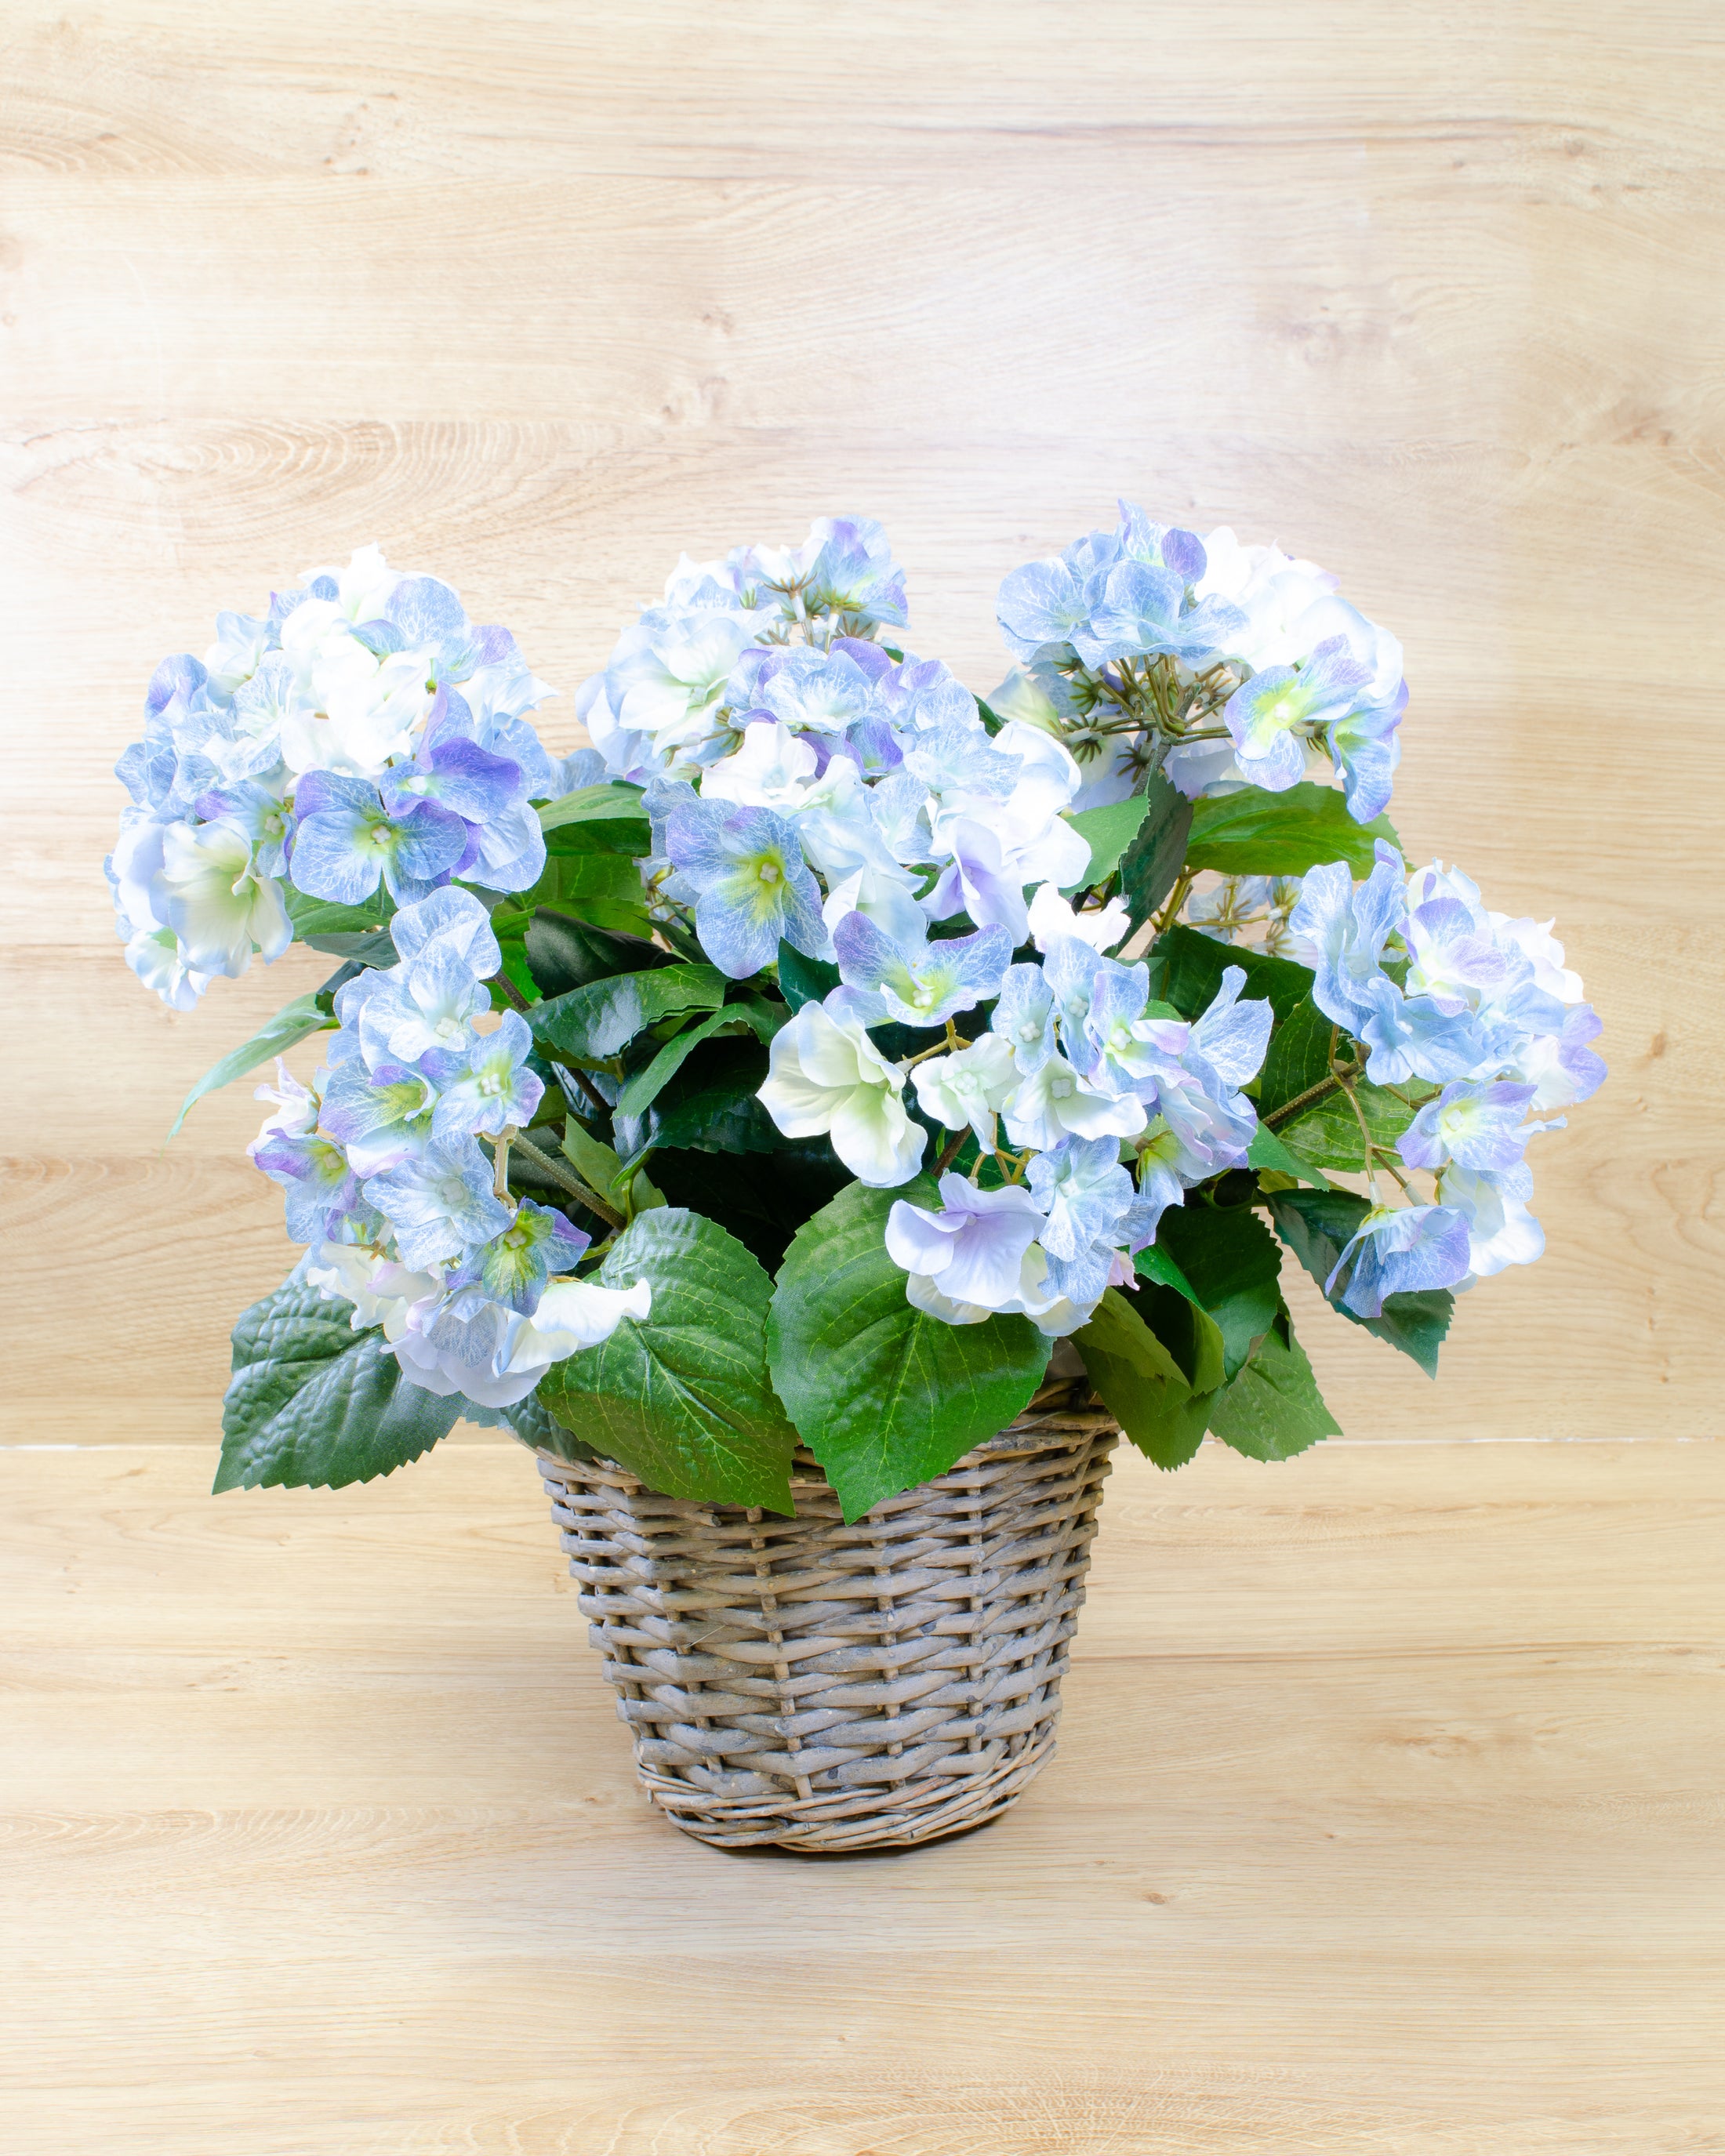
[643,1726,1058,1853]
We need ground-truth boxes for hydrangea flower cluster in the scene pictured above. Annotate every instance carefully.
[107,546,576,1011]
[990,502,1406,821]
[1284,846,1604,1312]
[248,887,649,1408]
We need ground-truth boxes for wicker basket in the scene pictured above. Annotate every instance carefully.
[536,1370,1119,1852]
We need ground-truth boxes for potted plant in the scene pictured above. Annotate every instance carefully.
[108,507,1604,1851]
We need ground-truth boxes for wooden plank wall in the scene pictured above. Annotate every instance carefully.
[3,2,1718,1443]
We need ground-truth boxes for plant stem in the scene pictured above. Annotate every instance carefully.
[1262,1060,1364,1131]
[510,1130,626,1229]
[554,1060,614,1118]
[935,1129,968,1174]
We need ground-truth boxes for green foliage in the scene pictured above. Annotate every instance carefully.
[1151,1203,1285,1377]
[1072,1286,1219,1471]
[615,1036,781,1156]
[1117,774,1193,931]
[1206,1308,1340,1461]
[615,1003,786,1120]
[521,913,674,1001]
[538,1209,798,1512]
[559,1116,666,1222]
[538,781,649,843]
[1186,783,1399,878]
[767,1179,1049,1520]
[1255,994,1336,1120]
[532,964,727,1062]
[1246,1120,1331,1189]
[1278,1077,1436,1176]
[215,1270,462,1491]
[1064,793,1151,891]
[168,987,338,1141]
[1149,924,1315,1025]
[1267,1188,1454,1377]
[776,942,841,1011]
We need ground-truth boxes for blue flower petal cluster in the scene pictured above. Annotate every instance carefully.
[990,503,1407,822]
[107,546,564,1008]
[245,887,648,1408]
[1282,848,1604,1305]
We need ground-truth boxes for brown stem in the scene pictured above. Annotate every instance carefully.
[556,1060,614,1117]
[935,1129,968,1174]
[510,1130,626,1229]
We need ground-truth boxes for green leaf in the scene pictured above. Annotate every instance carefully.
[767,1179,1048,1521]
[615,1037,780,1156]
[1186,783,1400,878]
[521,913,674,1001]
[616,1002,787,1120]
[1149,924,1315,1025]
[1247,1119,1332,1189]
[776,942,841,1012]
[1117,773,1193,932]
[560,1119,665,1222]
[1133,1240,1200,1303]
[1278,1077,1435,1175]
[285,887,395,940]
[532,963,726,1062]
[1063,794,1151,891]
[1152,1204,1286,1379]
[520,850,654,934]
[1071,1287,1215,1472]
[1255,993,1335,1120]
[215,1270,462,1491]
[1266,1188,1454,1377]
[537,1209,798,1512]
[1207,1308,1341,1461]
[168,991,336,1142]
[539,781,648,836]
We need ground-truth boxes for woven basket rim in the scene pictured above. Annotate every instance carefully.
[536,1383,1118,1500]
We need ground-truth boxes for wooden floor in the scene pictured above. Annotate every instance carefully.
[7,1436,1723,2154]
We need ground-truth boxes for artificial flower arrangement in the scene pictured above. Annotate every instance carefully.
[109,509,1605,1522]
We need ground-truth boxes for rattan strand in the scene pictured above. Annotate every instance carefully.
[537,1384,1120,1851]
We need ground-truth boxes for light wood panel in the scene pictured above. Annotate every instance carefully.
[5,1439,1723,2154]
[2,2,1721,1442]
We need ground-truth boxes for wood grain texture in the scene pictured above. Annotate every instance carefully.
[2,2,1720,1443]
[5,1439,1723,2154]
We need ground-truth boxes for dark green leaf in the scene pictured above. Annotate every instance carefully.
[532,963,726,1062]
[616,1002,787,1119]
[1152,1204,1286,1379]
[1186,782,1399,878]
[168,991,336,1142]
[1247,1119,1332,1189]
[767,1178,1048,1520]
[1256,994,1336,1119]
[521,912,674,1001]
[1124,1273,1227,1395]
[1071,1286,1216,1472]
[1148,924,1315,1025]
[1266,1189,1454,1377]
[615,1036,780,1156]
[648,1142,852,1274]
[1206,1307,1340,1461]
[1117,773,1193,932]
[537,1208,798,1512]
[1063,794,1152,891]
[1278,1077,1434,1175]
[215,1270,461,1491]
[776,942,841,1011]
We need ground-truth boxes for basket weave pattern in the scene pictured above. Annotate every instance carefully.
[537,1383,1119,1851]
